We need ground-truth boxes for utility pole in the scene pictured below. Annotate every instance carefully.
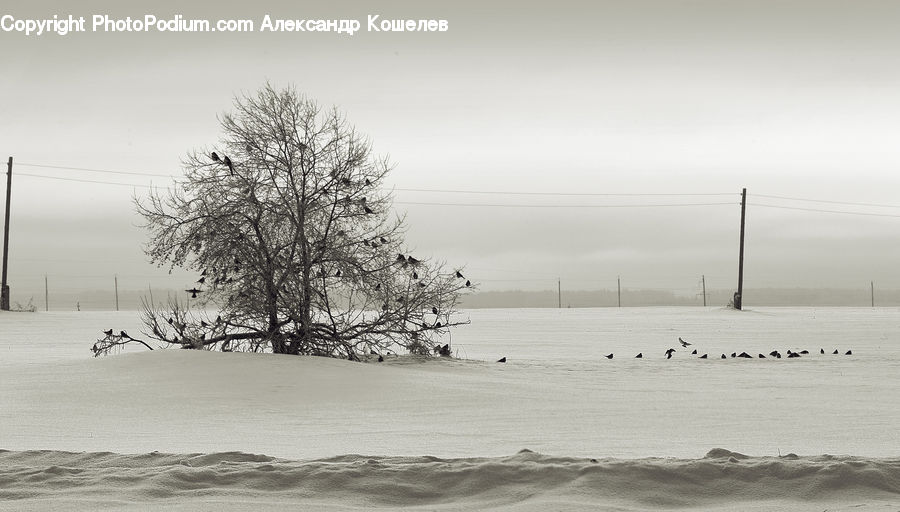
[736,188,747,310]
[702,275,707,307]
[557,278,561,308]
[1,157,11,311]
[617,276,621,307]
[44,275,48,311]
[871,281,874,308]
[114,275,119,311]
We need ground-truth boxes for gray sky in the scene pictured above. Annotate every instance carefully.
[3,0,900,306]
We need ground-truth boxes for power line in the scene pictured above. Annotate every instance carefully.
[751,202,900,218]
[393,188,736,197]
[753,193,900,209]
[393,201,737,208]
[17,172,155,188]
[17,162,173,178]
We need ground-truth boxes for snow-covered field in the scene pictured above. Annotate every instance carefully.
[2,307,899,510]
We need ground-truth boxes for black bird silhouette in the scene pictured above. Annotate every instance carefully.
[186,288,201,298]
[223,155,234,173]
[197,276,206,284]
[635,353,643,358]
[422,322,429,329]
[103,329,113,336]
[691,349,698,355]
[820,348,825,354]
[211,152,220,162]
[380,237,388,243]
[397,254,406,262]
[120,330,129,338]
[167,317,174,324]
[432,306,438,315]
[731,352,737,358]
[845,350,852,355]
[364,206,374,214]
[788,352,801,358]
[465,280,471,287]
[769,350,779,357]
[365,178,372,186]
[497,357,506,363]
[413,271,418,279]
[721,354,727,359]
[436,321,442,328]
[215,315,222,324]
[371,241,379,248]
[418,282,427,288]
[407,256,421,265]
[758,354,766,358]
[377,355,384,362]
[679,337,691,347]
[738,352,752,358]
[799,350,809,355]
[833,349,839,354]
[335,270,342,277]
[665,348,676,359]
[605,353,613,359]
[699,354,708,359]
[201,268,208,276]
[456,271,465,279]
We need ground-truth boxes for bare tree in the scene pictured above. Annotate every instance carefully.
[93,85,472,360]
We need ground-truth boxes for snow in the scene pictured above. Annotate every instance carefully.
[1,307,899,510]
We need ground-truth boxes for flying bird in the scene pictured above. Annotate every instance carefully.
[679,337,691,347]
[186,288,202,298]
[699,354,708,359]
[665,348,676,359]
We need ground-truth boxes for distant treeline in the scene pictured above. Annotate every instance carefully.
[10,287,900,311]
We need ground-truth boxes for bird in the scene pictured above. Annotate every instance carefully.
[432,306,438,315]
[665,348,676,359]
[758,354,766,358]
[845,350,852,355]
[397,254,406,263]
[223,156,234,173]
[197,276,206,284]
[769,350,779,357]
[788,352,801,358]
[731,352,736,358]
[635,353,643,358]
[185,288,201,298]
[413,271,419,279]
[422,322,429,329]
[799,350,809,355]
[120,330,129,338]
[497,357,506,363]
[215,315,222,324]
[380,237,388,243]
[833,349,839,354]
[211,152,220,162]
[167,317,174,324]
[679,337,691,347]
[407,256,421,265]
[365,178,372,186]
[456,271,465,279]
[418,282,426,288]
[364,206,374,214]
[820,348,825,354]
[200,320,208,327]
[377,355,384,362]
[699,354,708,359]
[335,270,342,277]
[721,354,727,359]
[103,329,113,336]
[738,352,752,358]
[435,321,442,328]
[691,349,698,355]
[465,280,471,287]
[605,353,613,359]
[201,268,208,276]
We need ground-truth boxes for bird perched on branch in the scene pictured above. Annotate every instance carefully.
[407,256,421,265]
[223,156,234,174]
[211,152,220,162]
[456,270,465,279]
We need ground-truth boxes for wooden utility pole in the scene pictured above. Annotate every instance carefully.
[702,275,707,307]
[44,275,48,311]
[871,281,874,307]
[557,278,561,308]
[736,188,747,310]
[617,276,621,307]
[1,157,11,311]
[114,275,119,311]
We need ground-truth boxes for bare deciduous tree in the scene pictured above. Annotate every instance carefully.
[93,85,471,360]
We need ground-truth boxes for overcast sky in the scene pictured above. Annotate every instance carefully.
[3,0,900,306]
